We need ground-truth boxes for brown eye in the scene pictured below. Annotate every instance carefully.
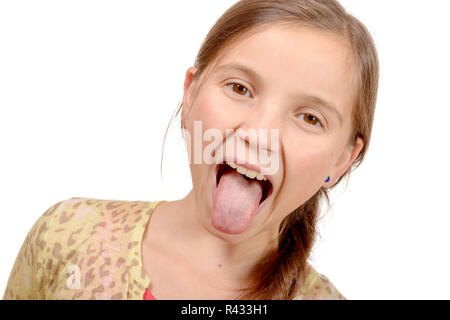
[299,113,322,127]
[228,82,251,97]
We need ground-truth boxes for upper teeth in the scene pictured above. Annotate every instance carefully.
[227,162,268,181]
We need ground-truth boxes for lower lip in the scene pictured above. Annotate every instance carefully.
[211,164,272,217]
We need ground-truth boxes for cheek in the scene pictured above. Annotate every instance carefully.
[286,146,331,183]
[189,85,230,128]
[278,139,334,210]
[284,131,335,175]
[184,87,238,163]
[186,86,251,152]
[192,82,253,132]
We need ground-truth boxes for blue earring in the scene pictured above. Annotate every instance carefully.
[325,176,330,183]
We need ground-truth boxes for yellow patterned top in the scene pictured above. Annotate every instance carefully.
[3,197,345,300]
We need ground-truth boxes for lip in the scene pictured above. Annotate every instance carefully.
[219,156,276,191]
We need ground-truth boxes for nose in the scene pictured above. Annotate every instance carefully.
[233,106,281,174]
[237,103,281,153]
[236,126,271,154]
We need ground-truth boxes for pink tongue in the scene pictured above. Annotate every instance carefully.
[212,169,262,234]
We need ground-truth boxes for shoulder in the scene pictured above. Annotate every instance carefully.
[39,197,159,231]
[26,197,162,299]
[39,197,162,249]
[293,265,346,300]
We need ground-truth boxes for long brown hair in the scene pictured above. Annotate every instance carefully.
[160,0,379,299]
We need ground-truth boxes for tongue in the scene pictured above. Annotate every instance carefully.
[212,169,263,234]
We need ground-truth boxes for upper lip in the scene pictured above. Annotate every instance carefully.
[218,156,275,189]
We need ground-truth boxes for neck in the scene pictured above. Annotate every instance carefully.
[170,189,279,285]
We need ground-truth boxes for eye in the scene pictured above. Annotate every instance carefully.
[298,113,323,128]
[226,82,252,98]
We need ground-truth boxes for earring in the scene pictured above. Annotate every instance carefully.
[325,176,330,183]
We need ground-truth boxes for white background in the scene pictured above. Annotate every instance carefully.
[1,0,449,299]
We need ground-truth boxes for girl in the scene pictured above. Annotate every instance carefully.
[4,0,378,300]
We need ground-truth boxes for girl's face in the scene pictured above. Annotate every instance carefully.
[182,24,364,241]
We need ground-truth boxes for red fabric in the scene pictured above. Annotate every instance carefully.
[143,288,157,300]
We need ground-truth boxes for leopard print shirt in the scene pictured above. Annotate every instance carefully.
[3,197,345,300]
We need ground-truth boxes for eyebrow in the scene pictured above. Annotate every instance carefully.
[215,62,263,85]
[214,62,344,124]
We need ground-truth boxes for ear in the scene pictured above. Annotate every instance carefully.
[325,136,365,186]
[181,66,199,126]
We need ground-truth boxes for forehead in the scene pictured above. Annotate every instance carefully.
[207,23,357,118]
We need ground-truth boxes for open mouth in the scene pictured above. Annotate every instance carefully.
[215,163,273,205]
